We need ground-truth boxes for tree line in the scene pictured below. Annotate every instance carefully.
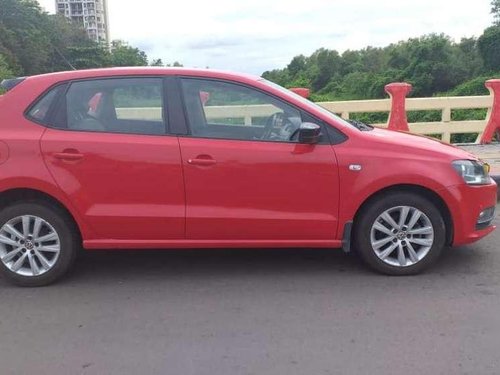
[263,1,500,101]
[0,0,180,83]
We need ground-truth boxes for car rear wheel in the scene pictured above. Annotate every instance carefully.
[0,202,78,286]
[353,192,446,275]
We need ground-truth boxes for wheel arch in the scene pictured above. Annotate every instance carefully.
[352,184,454,246]
[0,188,84,245]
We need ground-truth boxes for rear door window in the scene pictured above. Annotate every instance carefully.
[60,78,167,135]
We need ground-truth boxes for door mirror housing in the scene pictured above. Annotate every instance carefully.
[298,122,321,144]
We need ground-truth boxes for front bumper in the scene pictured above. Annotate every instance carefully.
[492,175,500,199]
[440,179,498,246]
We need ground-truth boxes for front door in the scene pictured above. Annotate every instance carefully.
[178,78,340,242]
[41,77,185,241]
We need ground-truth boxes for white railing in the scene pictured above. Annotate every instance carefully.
[319,96,492,144]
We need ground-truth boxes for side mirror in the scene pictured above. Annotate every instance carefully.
[298,122,321,144]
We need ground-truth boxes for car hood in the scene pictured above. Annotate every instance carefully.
[364,127,477,161]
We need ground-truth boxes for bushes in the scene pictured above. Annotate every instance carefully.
[0,55,13,81]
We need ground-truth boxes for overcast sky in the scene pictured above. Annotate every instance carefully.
[37,0,494,75]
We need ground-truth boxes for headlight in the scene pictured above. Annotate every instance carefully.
[452,160,491,185]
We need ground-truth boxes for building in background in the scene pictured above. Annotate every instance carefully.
[55,0,110,44]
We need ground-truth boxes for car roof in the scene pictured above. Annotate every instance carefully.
[24,67,262,86]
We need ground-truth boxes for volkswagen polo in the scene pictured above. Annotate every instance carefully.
[0,68,497,286]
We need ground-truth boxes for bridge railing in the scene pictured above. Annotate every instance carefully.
[318,80,500,145]
[318,95,491,144]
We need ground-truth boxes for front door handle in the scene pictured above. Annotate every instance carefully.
[53,149,84,161]
[187,155,217,166]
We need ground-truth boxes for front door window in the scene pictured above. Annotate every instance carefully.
[181,78,302,142]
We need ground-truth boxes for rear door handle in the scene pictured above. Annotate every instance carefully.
[53,150,84,161]
[187,156,217,166]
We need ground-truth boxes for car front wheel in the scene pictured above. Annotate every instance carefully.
[0,202,78,286]
[353,192,446,275]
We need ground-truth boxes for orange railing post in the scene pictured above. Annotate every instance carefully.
[480,79,500,144]
[289,88,310,99]
[385,82,412,131]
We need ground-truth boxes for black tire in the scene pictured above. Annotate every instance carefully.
[0,202,78,286]
[353,192,446,275]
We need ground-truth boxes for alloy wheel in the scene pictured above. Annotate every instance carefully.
[370,206,434,267]
[0,215,61,277]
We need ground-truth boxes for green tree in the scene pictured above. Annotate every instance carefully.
[387,34,468,96]
[150,58,164,67]
[109,40,148,67]
[261,68,289,86]
[0,0,51,75]
[0,54,14,80]
[492,0,500,25]
[0,0,154,75]
[66,45,109,69]
[287,55,307,78]
[44,14,97,71]
[0,54,14,94]
[478,26,500,72]
[309,48,342,91]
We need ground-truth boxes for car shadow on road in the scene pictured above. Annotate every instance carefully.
[69,248,366,282]
[49,242,489,286]
[0,241,493,288]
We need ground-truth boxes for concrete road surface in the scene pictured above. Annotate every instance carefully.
[0,205,499,375]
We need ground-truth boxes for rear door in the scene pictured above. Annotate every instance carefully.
[40,77,185,242]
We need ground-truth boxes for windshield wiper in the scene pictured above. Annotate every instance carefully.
[347,119,374,131]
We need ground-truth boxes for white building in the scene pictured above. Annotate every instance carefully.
[55,0,110,44]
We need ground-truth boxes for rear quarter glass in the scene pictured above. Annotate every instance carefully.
[24,84,67,126]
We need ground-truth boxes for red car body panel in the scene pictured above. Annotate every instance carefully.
[40,129,186,241]
[0,67,496,251]
[178,137,340,240]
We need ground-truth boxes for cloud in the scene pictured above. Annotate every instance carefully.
[185,38,244,50]
[37,0,493,74]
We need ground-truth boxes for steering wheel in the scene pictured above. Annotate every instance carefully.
[261,112,283,140]
[262,112,302,141]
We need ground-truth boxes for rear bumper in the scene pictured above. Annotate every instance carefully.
[440,180,498,246]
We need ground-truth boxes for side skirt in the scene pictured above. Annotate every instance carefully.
[83,239,343,250]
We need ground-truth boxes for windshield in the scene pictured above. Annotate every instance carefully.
[260,79,359,130]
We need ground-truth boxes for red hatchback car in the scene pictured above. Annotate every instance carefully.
[0,67,497,286]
